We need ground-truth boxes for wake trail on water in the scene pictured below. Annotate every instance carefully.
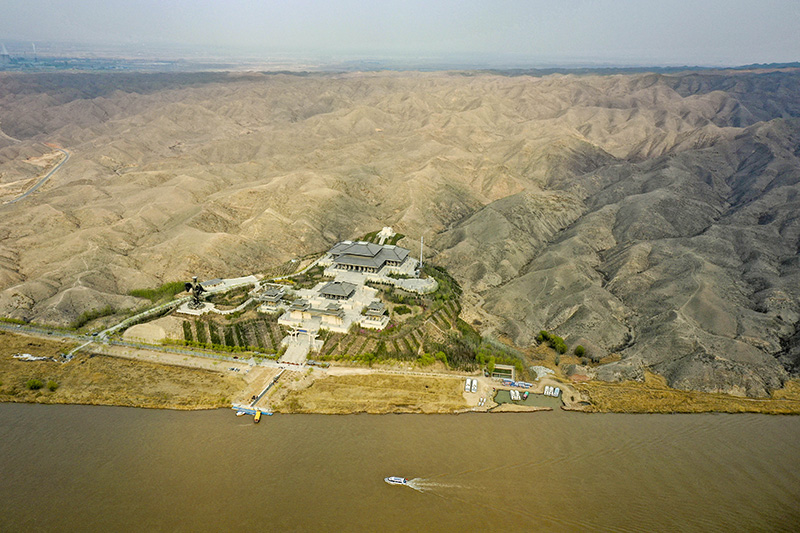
[406,478,467,492]
[406,478,547,526]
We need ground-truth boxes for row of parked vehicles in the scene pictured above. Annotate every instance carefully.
[543,385,561,397]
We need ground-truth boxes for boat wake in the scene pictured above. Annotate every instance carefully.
[405,478,465,492]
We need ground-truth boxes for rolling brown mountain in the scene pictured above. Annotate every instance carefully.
[0,68,798,396]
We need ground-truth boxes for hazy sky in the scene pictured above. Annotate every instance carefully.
[2,0,799,66]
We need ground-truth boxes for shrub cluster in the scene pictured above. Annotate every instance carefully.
[70,305,117,330]
[537,330,567,354]
[361,231,379,243]
[129,281,186,302]
[423,264,462,302]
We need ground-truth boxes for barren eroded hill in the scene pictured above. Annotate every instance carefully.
[0,69,798,396]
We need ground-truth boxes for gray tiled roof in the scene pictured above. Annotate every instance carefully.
[329,241,383,257]
[311,307,345,318]
[289,300,310,311]
[260,287,284,302]
[365,301,386,316]
[328,240,410,270]
[320,281,357,298]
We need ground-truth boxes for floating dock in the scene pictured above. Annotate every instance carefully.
[231,404,273,417]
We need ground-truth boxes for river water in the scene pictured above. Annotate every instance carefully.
[1,404,799,532]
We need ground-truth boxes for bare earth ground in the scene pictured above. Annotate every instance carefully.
[123,315,184,343]
[268,370,471,414]
[0,330,245,409]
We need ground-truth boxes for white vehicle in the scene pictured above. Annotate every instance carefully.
[465,378,472,392]
[471,379,478,393]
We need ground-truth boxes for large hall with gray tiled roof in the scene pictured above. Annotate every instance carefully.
[326,241,410,273]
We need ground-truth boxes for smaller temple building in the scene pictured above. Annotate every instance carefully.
[361,300,389,329]
[319,281,357,300]
[282,299,346,328]
[257,285,286,313]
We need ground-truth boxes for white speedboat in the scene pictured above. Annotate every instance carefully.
[385,476,409,486]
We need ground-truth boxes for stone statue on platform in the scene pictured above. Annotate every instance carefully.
[185,276,206,309]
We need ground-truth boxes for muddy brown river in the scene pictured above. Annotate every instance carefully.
[1,404,799,531]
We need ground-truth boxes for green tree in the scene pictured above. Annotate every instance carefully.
[360,352,377,366]
[548,334,567,354]
[182,321,193,342]
[224,327,235,347]
[209,325,221,345]
[574,345,585,357]
[47,380,59,392]
[417,353,434,366]
[26,379,43,390]
[487,356,496,374]
[195,321,207,343]
[375,340,387,359]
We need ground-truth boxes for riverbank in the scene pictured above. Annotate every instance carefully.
[0,331,245,410]
[3,329,800,414]
[575,372,800,414]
